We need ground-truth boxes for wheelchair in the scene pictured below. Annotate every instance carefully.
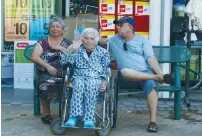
[50,63,118,136]
[24,44,118,136]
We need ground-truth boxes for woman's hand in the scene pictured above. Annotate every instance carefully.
[99,80,108,92]
[68,39,82,53]
[46,65,58,76]
[50,45,69,53]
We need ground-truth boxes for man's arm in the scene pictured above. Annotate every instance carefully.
[148,56,163,75]
[142,37,164,82]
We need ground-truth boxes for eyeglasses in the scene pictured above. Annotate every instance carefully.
[123,42,128,51]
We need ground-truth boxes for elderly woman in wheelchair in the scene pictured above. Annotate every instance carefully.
[52,28,115,135]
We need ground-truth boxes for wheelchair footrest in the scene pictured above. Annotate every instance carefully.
[61,125,102,130]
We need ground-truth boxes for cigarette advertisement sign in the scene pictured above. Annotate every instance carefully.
[118,1,133,15]
[4,18,30,41]
[14,41,36,89]
[30,0,55,18]
[4,0,30,18]
[100,31,115,38]
[99,0,115,15]
[29,18,50,40]
[99,15,115,30]
[135,1,149,16]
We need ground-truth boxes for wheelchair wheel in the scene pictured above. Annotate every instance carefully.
[111,77,118,128]
[50,118,67,135]
[95,119,111,136]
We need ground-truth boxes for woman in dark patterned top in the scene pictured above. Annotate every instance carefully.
[31,16,75,124]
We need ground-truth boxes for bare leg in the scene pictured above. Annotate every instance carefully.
[147,89,158,122]
[121,68,162,82]
[41,99,51,115]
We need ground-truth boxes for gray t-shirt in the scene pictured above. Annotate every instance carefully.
[108,35,154,72]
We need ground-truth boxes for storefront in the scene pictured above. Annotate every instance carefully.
[1,0,201,89]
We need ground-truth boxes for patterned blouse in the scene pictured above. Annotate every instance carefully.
[61,45,111,80]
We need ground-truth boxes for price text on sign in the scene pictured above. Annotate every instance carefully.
[5,0,30,17]
[5,18,29,41]
[30,18,50,40]
[30,0,55,18]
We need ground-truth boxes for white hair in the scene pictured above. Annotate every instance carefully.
[81,28,99,45]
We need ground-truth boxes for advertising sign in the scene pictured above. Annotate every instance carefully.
[118,1,133,15]
[4,0,30,18]
[135,32,149,39]
[14,41,36,89]
[5,18,29,41]
[135,1,149,16]
[99,15,115,30]
[30,18,50,40]
[100,31,115,38]
[99,0,115,15]
[30,0,55,18]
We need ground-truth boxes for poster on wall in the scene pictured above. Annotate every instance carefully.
[4,0,55,47]
[118,0,133,15]
[14,41,36,89]
[4,0,30,18]
[99,0,115,15]
[4,18,30,42]
[100,31,115,38]
[99,15,115,31]
[135,1,149,16]
[30,0,55,18]
[29,18,50,40]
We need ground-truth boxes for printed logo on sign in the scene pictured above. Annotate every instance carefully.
[101,20,108,27]
[119,5,125,12]
[137,6,143,13]
[17,43,29,48]
[101,4,108,12]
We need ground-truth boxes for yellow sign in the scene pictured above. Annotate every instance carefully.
[135,1,150,16]
[136,32,149,39]
[99,0,115,15]
[100,31,115,38]
[99,15,115,30]
[4,0,30,17]
[118,1,133,15]
[30,0,55,18]
[5,18,29,41]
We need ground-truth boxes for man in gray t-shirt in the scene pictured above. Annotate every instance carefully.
[99,16,171,133]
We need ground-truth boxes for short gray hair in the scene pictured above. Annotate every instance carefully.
[49,15,65,29]
[81,28,99,45]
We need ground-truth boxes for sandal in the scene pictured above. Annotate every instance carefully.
[148,121,158,133]
[41,115,52,124]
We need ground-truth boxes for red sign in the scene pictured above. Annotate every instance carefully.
[101,4,108,12]
[119,5,126,12]
[137,6,143,13]
[17,43,29,48]
[101,20,108,28]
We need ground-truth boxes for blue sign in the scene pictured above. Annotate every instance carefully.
[30,18,50,40]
